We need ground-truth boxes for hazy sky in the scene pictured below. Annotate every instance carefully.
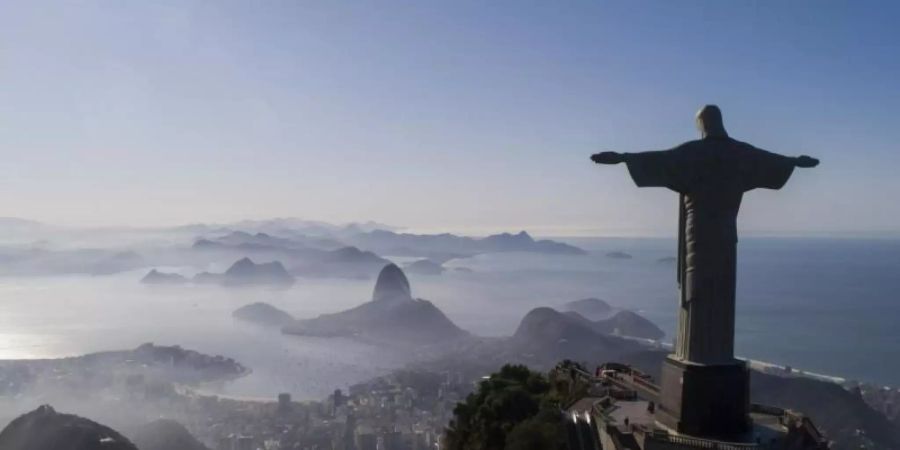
[1,1,898,236]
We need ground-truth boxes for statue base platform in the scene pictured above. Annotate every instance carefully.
[656,355,750,438]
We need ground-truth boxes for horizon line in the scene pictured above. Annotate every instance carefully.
[2,216,899,241]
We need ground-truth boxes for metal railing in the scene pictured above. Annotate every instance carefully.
[646,433,765,449]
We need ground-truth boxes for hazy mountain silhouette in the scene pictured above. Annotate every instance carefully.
[560,298,664,339]
[0,405,138,450]
[141,269,188,285]
[221,257,294,286]
[301,246,388,278]
[404,259,446,275]
[513,307,605,348]
[592,310,664,340]
[283,264,467,344]
[562,310,664,341]
[415,307,643,377]
[560,298,613,320]
[483,307,649,363]
[605,251,633,259]
[188,257,295,287]
[215,231,304,249]
[192,232,389,280]
[346,230,586,258]
[233,302,294,327]
[371,263,412,302]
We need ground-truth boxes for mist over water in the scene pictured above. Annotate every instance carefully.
[1,236,897,406]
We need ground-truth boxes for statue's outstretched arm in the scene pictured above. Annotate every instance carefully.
[753,144,819,169]
[794,155,819,168]
[590,151,625,165]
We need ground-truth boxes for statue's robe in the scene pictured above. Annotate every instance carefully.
[625,137,795,364]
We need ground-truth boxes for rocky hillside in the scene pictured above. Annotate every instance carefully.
[560,298,613,320]
[0,405,137,450]
[283,264,468,344]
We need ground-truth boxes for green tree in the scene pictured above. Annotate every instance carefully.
[444,365,565,450]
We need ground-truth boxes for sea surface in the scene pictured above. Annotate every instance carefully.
[0,237,897,401]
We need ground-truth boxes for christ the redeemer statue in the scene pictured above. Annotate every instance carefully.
[591,105,818,436]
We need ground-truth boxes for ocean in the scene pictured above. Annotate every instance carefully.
[0,236,897,401]
[555,237,900,386]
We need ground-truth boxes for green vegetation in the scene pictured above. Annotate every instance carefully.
[444,364,565,450]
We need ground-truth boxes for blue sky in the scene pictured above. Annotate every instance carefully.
[1,1,898,236]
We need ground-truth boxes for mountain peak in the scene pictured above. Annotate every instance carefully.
[561,298,613,320]
[222,258,294,286]
[372,263,412,302]
[234,256,254,265]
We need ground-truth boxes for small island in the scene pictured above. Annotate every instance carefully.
[232,302,295,327]
[141,269,188,285]
[218,257,295,287]
[404,259,445,275]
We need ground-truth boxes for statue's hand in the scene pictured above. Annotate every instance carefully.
[795,155,819,168]
[591,152,624,165]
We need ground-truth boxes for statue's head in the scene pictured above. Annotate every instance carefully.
[695,104,728,138]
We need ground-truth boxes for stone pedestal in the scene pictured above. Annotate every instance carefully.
[656,355,750,438]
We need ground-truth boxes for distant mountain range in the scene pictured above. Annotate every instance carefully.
[143,257,295,288]
[193,232,389,279]
[219,257,295,287]
[513,307,620,351]
[561,297,665,340]
[563,309,665,341]
[282,264,469,344]
[345,230,586,259]
[509,306,666,355]
[272,265,662,360]
[193,229,585,274]
[0,217,587,278]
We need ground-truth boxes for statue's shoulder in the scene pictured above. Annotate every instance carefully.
[728,140,777,160]
[673,140,705,153]
[680,139,704,147]
[697,137,758,155]
[727,138,759,151]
